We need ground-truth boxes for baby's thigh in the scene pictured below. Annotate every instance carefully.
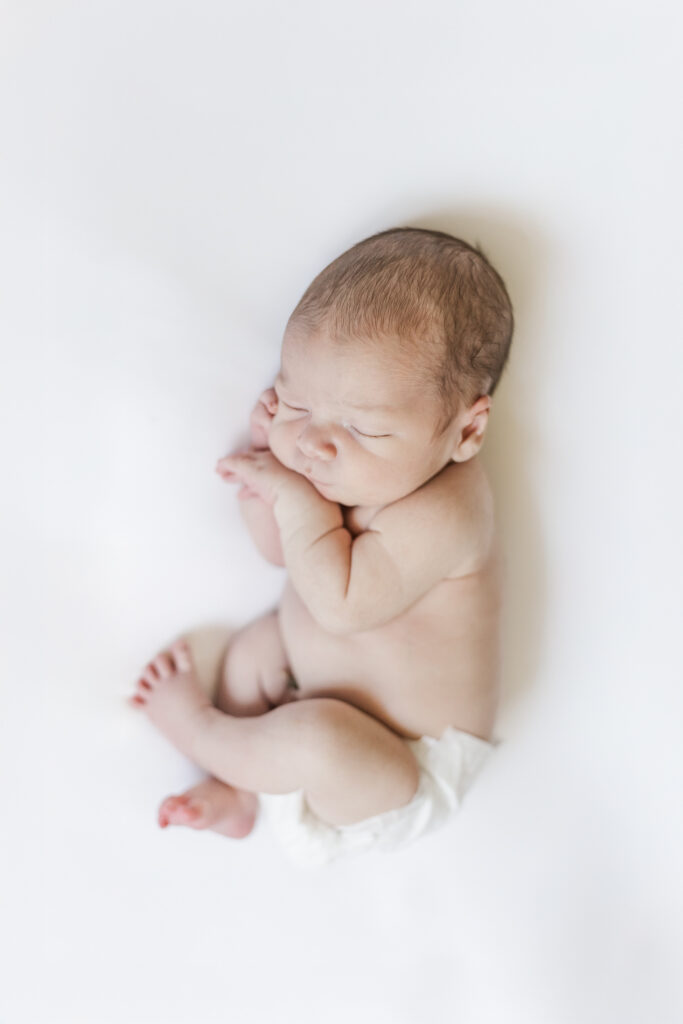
[217,610,294,716]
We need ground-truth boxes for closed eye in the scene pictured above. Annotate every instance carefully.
[349,425,392,439]
[279,398,390,437]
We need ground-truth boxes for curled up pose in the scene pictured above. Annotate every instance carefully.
[130,226,513,866]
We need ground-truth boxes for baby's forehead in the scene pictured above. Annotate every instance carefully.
[278,330,432,408]
[277,370,397,415]
[276,363,419,416]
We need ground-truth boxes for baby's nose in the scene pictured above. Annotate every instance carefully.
[297,425,336,461]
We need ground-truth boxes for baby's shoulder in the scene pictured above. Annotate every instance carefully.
[436,456,495,523]
[369,456,496,576]
[381,455,493,519]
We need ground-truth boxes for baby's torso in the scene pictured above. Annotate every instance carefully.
[277,499,503,743]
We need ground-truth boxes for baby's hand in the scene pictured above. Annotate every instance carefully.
[249,387,278,451]
[216,388,279,501]
[215,449,307,506]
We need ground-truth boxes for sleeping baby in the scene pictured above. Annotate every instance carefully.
[130,226,514,866]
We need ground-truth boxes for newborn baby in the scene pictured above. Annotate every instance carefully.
[131,227,514,866]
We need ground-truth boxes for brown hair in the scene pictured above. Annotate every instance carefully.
[287,226,514,433]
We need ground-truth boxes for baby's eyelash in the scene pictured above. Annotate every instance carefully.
[280,401,390,438]
[349,425,391,439]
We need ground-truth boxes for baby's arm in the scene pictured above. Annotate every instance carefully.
[238,492,285,566]
[273,462,491,633]
[235,389,285,567]
[217,448,491,633]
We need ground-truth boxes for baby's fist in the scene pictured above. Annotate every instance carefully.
[250,388,278,450]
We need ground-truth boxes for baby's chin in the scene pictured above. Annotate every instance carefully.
[311,479,389,509]
[309,478,346,503]
[303,476,354,505]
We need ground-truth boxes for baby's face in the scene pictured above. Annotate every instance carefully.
[268,328,461,508]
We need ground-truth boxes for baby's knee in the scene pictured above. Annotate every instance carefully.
[308,698,418,781]
[279,697,385,762]
[274,698,420,824]
[218,611,291,715]
[224,613,284,678]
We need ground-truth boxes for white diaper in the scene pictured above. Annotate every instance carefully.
[258,725,496,867]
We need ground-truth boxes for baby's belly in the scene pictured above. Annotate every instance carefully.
[277,562,502,742]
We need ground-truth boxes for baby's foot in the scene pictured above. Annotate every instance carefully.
[131,639,211,759]
[158,777,259,839]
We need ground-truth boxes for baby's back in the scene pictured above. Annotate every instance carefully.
[278,457,502,741]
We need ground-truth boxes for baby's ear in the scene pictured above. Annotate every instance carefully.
[451,396,491,462]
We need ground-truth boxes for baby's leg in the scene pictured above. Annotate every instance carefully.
[195,697,420,826]
[153,613,294,837]
[133,641,420,827]
[215,610,296,716]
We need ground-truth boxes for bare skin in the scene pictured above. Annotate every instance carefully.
[131,327,501,838]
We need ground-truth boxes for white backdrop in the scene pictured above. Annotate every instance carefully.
[1,2,682,1022]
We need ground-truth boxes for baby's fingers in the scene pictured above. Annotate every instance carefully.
[237,484,260,500]
[250,392,277,449]
[215,452,256,483]
[259,388,278,415]
[215,457,238,479]
[216,451,250,468]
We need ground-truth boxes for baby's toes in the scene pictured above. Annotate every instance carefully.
[129,671,151,703]
[153,653,175,679]
[130,660,161,705]
[170,639,193,674]
[140,662,159,688]
[158,794,205,829]
[131,664,153,696]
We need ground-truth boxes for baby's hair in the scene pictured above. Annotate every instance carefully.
[287,226,514,434]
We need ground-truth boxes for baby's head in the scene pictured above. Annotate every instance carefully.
[268,227,514,508]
